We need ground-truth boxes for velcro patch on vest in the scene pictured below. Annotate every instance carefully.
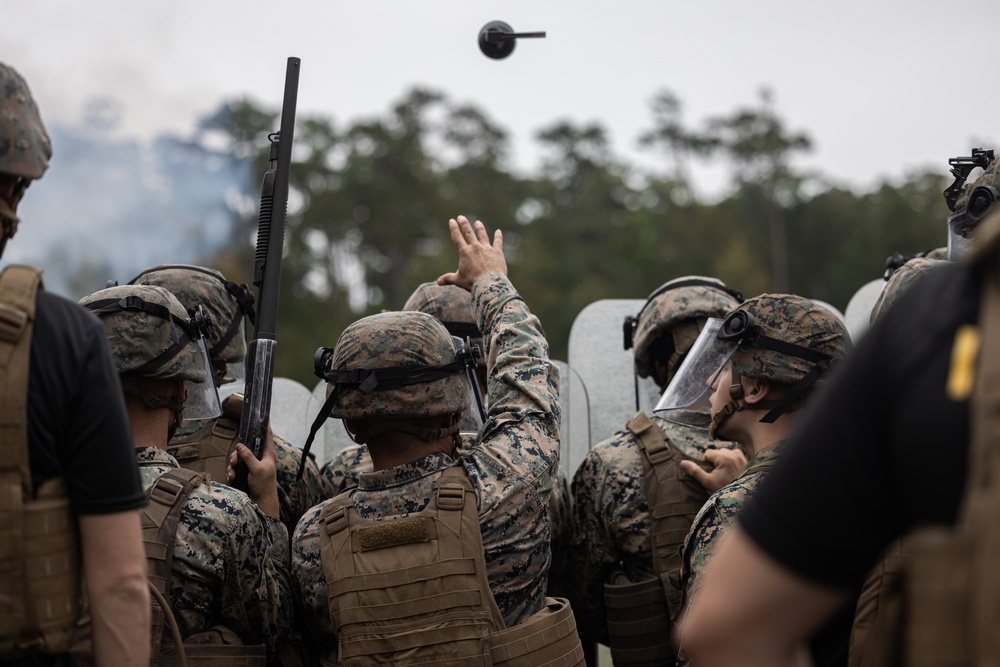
[357,518,432,551]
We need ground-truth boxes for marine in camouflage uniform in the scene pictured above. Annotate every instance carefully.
[79,283,294,658]
[130,264,332,531]
[662,294,851,666]
[320,279,573,558]
[293,217,564,654]
[567,277,743,655]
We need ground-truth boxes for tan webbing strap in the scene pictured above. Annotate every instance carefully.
[626,411,712,577]
[142,468,209,595]
[0,265,42,495]
[166,416,238,483]
[0,266,83,659]
[600,411,710,664]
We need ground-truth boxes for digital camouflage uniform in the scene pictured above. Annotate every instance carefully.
[293,271,561,648]
[135,446,295,655]
[173,418,331,531]
[567,277,743,646]
[131,264,333,531]
[569,413,727,642]
[680,440,786,602]
[320,438,573,559]
[78,283,297,660]
[671,294,851,667]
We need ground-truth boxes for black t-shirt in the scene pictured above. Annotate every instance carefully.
[27,289,146,513]
[739,261,977,588]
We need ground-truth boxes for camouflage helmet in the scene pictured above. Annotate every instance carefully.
[0,63,51,180]
[730,293,852,387]
[79,284,207,383]
[129,264,254,365]
[870,257,948,324]
[403,282,483,360]
[629,276,743,381]
[321,311,471,420]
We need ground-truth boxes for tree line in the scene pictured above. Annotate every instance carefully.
[191,86,949,387]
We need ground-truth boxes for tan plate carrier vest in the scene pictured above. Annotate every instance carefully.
[142,467,265,667]
[602,411,715,667]
[318,464,586,667]
[0,265,83,661]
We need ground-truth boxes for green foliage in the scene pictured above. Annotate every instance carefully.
[199,86,954,386]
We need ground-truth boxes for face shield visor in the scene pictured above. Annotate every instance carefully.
[181,305,222,422]
[653,318,738,428]
[183,335,223,421]
[452,336,486,434]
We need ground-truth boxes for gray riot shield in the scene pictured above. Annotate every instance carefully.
[844,279,885,343]
[218,376,313,452]
[564,299,660,482]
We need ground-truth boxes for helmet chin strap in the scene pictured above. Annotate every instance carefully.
[708,368,793,439]
[709,370,748,440]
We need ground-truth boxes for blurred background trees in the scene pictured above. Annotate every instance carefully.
[189,85,946,385]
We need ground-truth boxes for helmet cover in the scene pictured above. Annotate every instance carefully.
[79,284,206,383]
[0,63,51,180]
[131,264,250,364]
[730,294,852,386]
[870,257,948,324]
[403,281,484,361]
[632,276,742,380]
[326,311,471,420]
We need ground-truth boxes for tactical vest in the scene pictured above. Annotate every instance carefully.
[318,464,585,667]
[602,411,715,667]
[142,467,265,667]
[167,394,243,483]
[887,254,1000,667]
[848,537,909,667]
[0,265,83,661]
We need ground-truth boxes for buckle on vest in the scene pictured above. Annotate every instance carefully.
[0,302,27,343]
[437,484,465,509]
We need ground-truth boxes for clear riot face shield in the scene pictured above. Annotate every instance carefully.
[452,335,486,433]
[182,306,223,422]
[653,317,740,428]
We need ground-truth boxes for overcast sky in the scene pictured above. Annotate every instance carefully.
[7,0,999,196]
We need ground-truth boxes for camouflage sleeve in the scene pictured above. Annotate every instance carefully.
[273,433,329,530]
[566,447,617,642]
[290,503,334,647]
[470,271,561,478]
[463,271,562,624]
[219,499,295,656]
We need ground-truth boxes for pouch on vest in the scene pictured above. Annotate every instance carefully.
[602,411,713,665]
[319,464,585,667]
[0,266,82,661]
